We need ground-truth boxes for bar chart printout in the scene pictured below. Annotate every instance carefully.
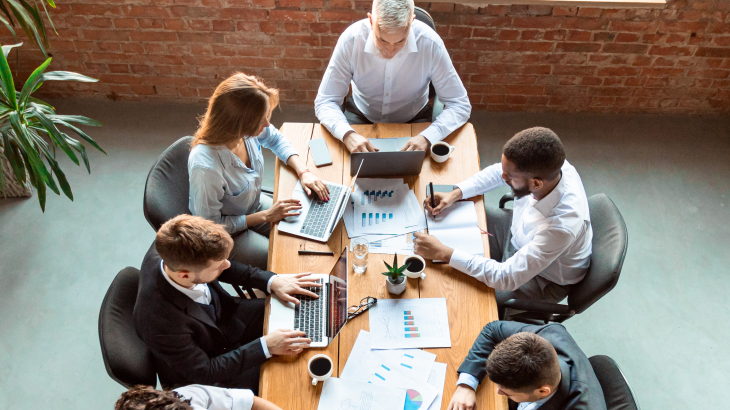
[369,298,451,349]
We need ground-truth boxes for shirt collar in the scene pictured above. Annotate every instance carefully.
[533,170,566,217]
[160,260,211,304]
[363,22,418,56]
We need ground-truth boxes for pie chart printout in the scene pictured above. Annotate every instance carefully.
[404,389,424,410]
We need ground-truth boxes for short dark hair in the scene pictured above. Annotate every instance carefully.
[155,215,234,271]
[486,332,561,392]
[502,127,565,180]
[115,385,191,410]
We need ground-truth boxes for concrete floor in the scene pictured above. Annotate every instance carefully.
[0,99,728,409]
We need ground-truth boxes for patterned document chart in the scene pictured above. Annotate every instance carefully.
[369,298,451,349]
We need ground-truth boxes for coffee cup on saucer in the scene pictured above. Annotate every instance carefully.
[403,255,426,279]
[308,354,334,386]
[430,141,455,163]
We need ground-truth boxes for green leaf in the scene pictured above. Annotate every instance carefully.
[6,0,46,56]
[54,119,105,154]
[45,0,56,7]
[0,16,17,41]
[39,0,57,36]
[66,137,90,173]
[44,150,72,200]
[32,107,78,165]
[0,1,15,28]
[19,56,50,108]
[0,41,17,109]
[397,262,411,274]
[1,41,21,58]
[392,253,398,270]
[19,0,48,48]
[42,71,98,83]
[10,111,56,193]
[0,156,6,197]
[383,261,393,272]
[2,133,26,183]
[48,114,102,127]
[36,169,45,211]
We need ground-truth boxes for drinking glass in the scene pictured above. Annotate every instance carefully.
[351,238,369,274]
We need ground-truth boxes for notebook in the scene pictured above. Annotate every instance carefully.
[426,201,485,261]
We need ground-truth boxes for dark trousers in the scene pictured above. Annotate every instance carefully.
[227,298,266,393]
[485,205,573,320]
[342,98,433,125]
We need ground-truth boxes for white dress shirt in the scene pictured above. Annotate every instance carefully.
[449,161,592,291]
[160,261,274,358]
[315,19,471,144]
[174,384,254,410]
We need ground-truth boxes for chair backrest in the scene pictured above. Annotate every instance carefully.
[568,194,628,313]
[414,6,436,31]
[99,267,156,388]
[589,355,640,410]
[143,136,195,231]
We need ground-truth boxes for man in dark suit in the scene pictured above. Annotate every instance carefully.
[134,215,321,390]
[448,321,606,410]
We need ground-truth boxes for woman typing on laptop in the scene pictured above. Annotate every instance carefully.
[189,73,329,268]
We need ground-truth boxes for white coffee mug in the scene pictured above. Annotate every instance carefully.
[430,141,455,163]
[403,255,426,280]
[308,354,334,386]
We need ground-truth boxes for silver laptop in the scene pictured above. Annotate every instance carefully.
[267,248,349,347]
[350,137,425,177]
[278,162,362,242]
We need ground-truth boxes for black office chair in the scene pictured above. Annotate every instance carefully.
[99,267,157,388]
[413,6,444,121]
[589,355,641,410]
[142,136,269,297]
[502,193,629,323]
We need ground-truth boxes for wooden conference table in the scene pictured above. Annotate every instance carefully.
[261,122,507,410]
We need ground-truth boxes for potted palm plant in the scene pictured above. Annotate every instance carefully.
[381,254,411,295]
[0,42,104,211]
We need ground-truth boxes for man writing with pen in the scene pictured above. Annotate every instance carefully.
[413,127,593,318]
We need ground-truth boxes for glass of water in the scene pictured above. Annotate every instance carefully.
[351,238,369,274]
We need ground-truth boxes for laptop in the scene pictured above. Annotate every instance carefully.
[350,137,425,177]
[267,248,349,347]
[277,162,362,242]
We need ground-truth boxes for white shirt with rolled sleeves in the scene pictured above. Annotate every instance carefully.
[449,161,592,291]
[314,19,471,144]
[174,384,255,410]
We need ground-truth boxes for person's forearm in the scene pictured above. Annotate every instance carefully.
[246,210,269,226]
[287,154,308,177]
[450,188,463,202]
[252,396,284,410]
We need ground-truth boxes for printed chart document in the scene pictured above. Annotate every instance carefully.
[317,378,405,410]
[426,362,448,410]
[369,298,451,349]
[426,201,484,258]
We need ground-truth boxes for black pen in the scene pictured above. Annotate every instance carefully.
[429,182,436,220]
[298,250,335,256]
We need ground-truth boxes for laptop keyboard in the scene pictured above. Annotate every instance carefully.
[300,184,342,238]
[294,278,325,343]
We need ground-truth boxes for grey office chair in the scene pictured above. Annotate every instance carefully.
[501,193,628,323]
[99,267,156,388]
[414,6,444,121]
[589,355,641,410]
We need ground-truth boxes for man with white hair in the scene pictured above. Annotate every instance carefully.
[315,0,471,153]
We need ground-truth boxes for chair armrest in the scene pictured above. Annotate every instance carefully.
[503,299,573,315]
[499,193,515,209]
[261,186,274,195]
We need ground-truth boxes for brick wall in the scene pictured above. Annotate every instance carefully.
[6,0,730,113]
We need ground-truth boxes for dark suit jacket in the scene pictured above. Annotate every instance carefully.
[133,243,276,388]
[458,321,606,410]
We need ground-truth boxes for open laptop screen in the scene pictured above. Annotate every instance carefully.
[327,248,348,338]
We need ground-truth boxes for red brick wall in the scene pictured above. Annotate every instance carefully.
[6,0,730,113]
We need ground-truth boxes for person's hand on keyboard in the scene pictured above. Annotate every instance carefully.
[400,135,430,152]
[270,273,323,305]
[299,171,330,201]
[265,198,303,222]
[343,131,379,153]
[264,329,311,356]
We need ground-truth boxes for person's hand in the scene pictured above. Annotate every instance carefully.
[300,171,330,201]
[413,232,454,262]
[401,135,430,151]
[264,329,311,356]
[343,131,379,153]
[270,273,323,305]
[447,385,477,410]
[424,189,463,216]
[265,198,302,222]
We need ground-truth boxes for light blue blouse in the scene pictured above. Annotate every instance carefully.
[188,125,297,234]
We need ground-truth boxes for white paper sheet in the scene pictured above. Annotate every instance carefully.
[341,330,436,384]
[369,298,451,349]
[317,378,405,410]
[368,232,416,255]
[426,362,448,410]
[427,201,484,258]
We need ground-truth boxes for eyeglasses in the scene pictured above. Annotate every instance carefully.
[348,296,377,320]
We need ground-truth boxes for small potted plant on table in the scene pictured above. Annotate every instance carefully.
[381,254,410,295]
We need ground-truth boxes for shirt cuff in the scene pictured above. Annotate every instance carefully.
[457,373,480,391]
[229,388,255,410]
[418,125,444,146]
[266,275,277,294]
[332,122,356,141]
[455,179,480,200]
[449,249,474,273]
[260,336,272,359]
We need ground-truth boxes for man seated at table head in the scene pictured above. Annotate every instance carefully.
[115,384,283,410]
[448,321,606,410]
[134,214,320,389]
[413,127,592,317]
[314,0,471,153]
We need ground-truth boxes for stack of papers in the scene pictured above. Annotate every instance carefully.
[343,178,427,255]
[328,330,448,410]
